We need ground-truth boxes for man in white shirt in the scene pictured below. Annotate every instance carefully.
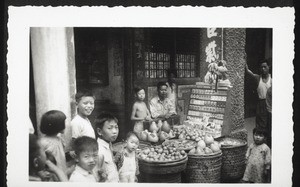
[149,81,177,119]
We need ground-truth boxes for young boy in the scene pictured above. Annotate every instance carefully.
[71,89,96,140]
[95,113,120,182]
[131,87,152,134]
[69,136,104,182]
[69,89,96,158]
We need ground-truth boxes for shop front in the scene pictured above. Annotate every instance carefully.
[29,27,272,183]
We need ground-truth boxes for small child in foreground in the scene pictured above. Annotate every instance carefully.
[115,131,140,183]
[69,136,105,182]
[131,87,152,135]
[29,134,68,182]
[242,128,271,183]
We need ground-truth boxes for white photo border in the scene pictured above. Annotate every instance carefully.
[7,6,294,187]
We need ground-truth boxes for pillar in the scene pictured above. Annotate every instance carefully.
[223,28,247,141]
[30,27,76,150]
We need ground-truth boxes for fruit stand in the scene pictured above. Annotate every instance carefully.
[137,145,188,183]
[112,82,247,183]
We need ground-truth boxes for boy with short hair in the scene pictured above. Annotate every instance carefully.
[71,89,96,140]
[94,113,120,182]
[131,86,152,134]
[69,136,103,182]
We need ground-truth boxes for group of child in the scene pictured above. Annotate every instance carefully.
[29,82,271,183]
[29,90,140,183]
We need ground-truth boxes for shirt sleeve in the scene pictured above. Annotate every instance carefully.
[71,118,81,139]
[264,146,271,168]
[168,99,177,115]
[245,144,253,159]
[149,98,160,118]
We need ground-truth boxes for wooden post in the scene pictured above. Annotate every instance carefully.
[30,27,76,150]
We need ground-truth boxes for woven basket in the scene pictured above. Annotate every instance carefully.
[185,152,222,183]
[139,156,188,183]
[217,137,247,182]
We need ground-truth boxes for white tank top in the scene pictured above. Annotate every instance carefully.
[257,75,272,99]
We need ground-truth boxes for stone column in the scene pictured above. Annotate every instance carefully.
[30,27,76,150]
[223,28,247,141]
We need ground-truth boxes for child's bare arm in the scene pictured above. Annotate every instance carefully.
[45,160,68,182]
[145,103,152,121]
[130,104,138,120]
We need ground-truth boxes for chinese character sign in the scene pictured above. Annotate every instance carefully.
[200,28,223,84]
[205,28,222,64]
[207,28,218,38]
[205,40,219,63]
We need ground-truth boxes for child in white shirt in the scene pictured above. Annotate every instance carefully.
[70,89,96,157]
[95,113,120,182]
[69,136,104,182]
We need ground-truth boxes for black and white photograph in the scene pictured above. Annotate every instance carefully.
[6,6,294,187]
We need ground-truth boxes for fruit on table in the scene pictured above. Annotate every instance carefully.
[188,135,221,155]
[140,130,148,141]
[204,134,214,145]
[157,120,163,129]
[178,133,186,140]
[195,146,205,155]
[189,147,196,154]
[149,121,159,132]
[168,130,176,139]
[138,145,187,162]
[197,139,206,149]
[161,121,171,133]
[143,147,151,154]
[147,132,159,143]
[210,142,221,152]
[159,131,169,142]
[204,147,213,154]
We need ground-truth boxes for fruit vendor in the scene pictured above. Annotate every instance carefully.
[149,81,177,119]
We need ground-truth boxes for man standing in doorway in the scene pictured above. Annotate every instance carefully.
[245,59,272,142]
